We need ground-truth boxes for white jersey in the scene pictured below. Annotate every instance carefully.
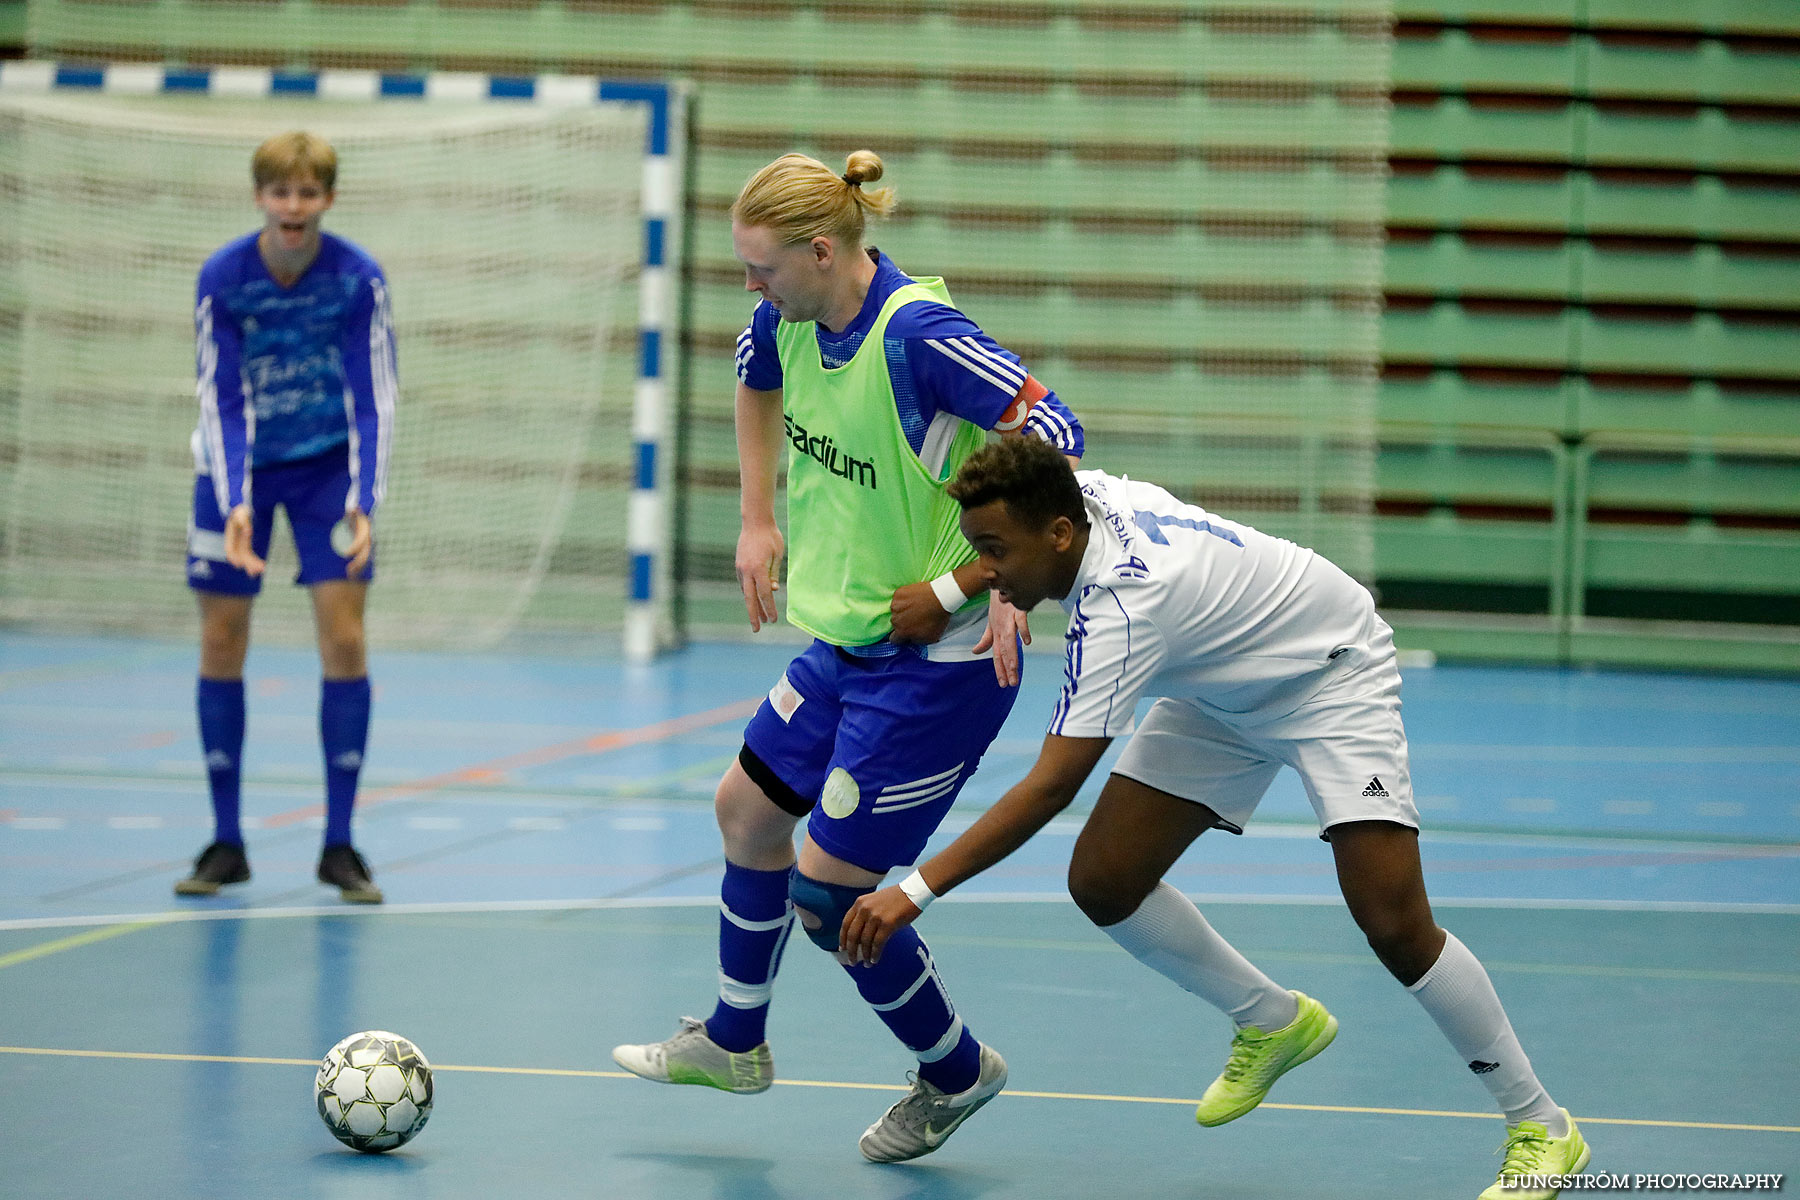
[1050,470,1380,738]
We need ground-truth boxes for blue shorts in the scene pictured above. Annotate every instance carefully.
[742,640,1019,874]
[185,450,373,595]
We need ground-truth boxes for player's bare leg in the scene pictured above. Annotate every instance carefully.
[311,579,368,680]
[715,757,801,871]
[1066,772,1215,927]
[1070,774,1335,1125]
[1330,821,1586,1198]
[1327,820,1444,984]
[198,591,253,678]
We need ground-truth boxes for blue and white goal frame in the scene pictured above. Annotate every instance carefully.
[0,60,687,663]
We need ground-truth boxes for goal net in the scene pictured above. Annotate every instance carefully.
[0,86,651,648]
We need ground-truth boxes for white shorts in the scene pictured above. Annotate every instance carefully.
[1110,633,1420,840]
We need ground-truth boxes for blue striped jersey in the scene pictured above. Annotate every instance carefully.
[192,230,397,516]
[735,250,1083,468]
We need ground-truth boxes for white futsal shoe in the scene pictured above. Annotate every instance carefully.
[858,1043,1007,1163]
[611,1017,772,1095]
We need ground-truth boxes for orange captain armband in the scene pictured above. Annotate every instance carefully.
[992,374,1049,433]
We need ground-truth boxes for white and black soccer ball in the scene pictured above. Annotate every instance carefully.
[315,1030,433,1152]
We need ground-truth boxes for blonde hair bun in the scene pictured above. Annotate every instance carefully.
[842,150,884,187]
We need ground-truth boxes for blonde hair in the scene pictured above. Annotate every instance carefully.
[730,150,896,247]
[251,131,337,191]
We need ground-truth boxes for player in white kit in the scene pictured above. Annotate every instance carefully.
[839,437,1591,1200]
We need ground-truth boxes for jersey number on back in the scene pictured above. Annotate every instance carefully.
[1132,510,1244,548]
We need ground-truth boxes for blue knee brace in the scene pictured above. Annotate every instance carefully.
[789,868,875,952]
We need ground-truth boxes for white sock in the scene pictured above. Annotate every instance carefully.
[1408,931,1565,1134]
[1102,881,1298,1031]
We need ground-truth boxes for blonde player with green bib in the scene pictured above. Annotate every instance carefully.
[613,150,1085,1162]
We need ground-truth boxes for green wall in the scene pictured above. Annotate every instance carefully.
[1381,1,1800,668]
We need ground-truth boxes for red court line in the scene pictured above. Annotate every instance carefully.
[259,696,762,829]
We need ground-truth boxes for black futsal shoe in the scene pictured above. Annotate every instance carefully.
[174,840,251,896]
[317,843,384,904]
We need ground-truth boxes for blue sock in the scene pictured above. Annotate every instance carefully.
[705,862,794,1052]
[847,925,981,1094]
[319,677,371,848]
[197,677,246,846]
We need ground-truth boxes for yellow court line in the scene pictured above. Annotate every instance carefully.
[0,1047,316,1067]
[985,1093,1800,1134]
[0,921,163,971]
[1232,1103,1800,1134]
[1,1046,1794,1135]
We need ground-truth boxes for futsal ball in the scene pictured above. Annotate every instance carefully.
[315,1030,433,1152]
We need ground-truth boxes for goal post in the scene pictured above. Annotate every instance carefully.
[0,62,687,660]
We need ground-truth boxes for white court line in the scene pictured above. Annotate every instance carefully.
[3,891,1799,933]
[0,771,720,808]
[9,722,1800,763]
[1,1045,1794,1133]
[1413,744,1800,764]
[0,896,723,931]
[0,706,607,741]
[940,813,1800,852]
[953,893,1800,915]
[1,772,329,796]
[9,773,1794,847]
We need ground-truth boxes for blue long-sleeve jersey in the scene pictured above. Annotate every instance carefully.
[192,230,396,517]
[735,250,1084,462]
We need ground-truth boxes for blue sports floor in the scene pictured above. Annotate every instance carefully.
[2,630,1796,1198]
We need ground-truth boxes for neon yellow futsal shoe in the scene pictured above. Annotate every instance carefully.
[1194,990,1338,1127]
[1478,1109,1590,1199]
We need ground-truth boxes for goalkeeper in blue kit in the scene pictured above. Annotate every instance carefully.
[175,131,395,904]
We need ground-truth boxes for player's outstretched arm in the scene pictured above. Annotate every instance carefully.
[734,382,786,630]
[840,733,1112,964]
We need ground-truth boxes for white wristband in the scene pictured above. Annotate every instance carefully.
[898,870,937,911]
[929,571,969,614]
